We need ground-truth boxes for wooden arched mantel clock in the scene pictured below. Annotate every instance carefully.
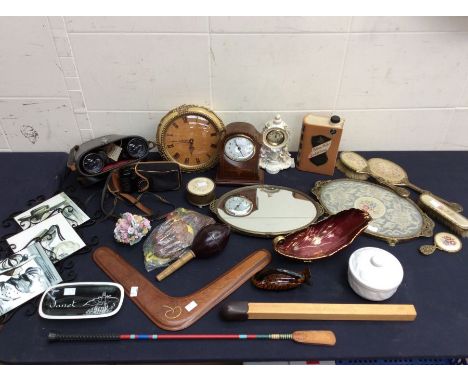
[216,122,264,185]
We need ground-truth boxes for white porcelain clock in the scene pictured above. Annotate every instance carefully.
[259,114,294,174]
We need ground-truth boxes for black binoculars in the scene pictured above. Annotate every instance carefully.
[67,134,150,185]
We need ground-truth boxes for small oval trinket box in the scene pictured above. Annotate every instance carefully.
[186,177,216,207]
[348,247,404,301]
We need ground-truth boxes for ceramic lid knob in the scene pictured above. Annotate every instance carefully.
[370,254,387,267]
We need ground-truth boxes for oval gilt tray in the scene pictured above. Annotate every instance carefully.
[311,179,434,246]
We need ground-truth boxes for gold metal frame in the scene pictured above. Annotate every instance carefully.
[263,128,288,150]
[210,185,324,238]
[156,104,225,172]
[311,179,434,246]
[223,195,254,217]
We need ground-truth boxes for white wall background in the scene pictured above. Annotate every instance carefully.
[0,16,468,153]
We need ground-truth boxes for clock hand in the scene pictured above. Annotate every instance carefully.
[168,139,192,144]
[189,139,195,156]
[235,142,245,157]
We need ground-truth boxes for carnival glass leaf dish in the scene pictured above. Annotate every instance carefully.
[273,208,371,262]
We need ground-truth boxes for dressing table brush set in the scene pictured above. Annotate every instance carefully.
[1,104,466,356]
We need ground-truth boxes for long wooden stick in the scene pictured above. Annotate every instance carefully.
[221,302,417,321]
[48,330,336,346]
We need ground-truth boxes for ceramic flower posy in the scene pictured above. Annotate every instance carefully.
[114,213,151,246]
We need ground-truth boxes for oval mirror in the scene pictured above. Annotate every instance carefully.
[211,185,323,237]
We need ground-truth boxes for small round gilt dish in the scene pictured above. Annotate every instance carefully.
[312,179,434,245]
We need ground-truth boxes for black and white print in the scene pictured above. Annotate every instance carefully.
[7,214,86,264]
[14,192,89,230]
[0,243,62,316]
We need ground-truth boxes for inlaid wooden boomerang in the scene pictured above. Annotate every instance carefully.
[93,246,271,331]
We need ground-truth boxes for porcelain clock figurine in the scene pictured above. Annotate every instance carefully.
[259,114,294,174]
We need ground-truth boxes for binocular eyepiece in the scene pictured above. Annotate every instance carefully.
[80,137,149,175]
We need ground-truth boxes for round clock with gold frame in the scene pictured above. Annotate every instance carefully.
[157,105,225,172]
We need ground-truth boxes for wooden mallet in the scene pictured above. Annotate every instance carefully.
[156,223,230,281]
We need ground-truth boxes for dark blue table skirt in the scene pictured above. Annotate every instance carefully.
[0,151,467,364]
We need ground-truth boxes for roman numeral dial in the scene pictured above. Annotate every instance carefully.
[157,106,225,172]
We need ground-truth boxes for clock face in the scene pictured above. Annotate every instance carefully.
[158,106,225,172]
[265,129,286,146]
[163,114,220,168]
[224,195,253,217]
[224,136,255,162]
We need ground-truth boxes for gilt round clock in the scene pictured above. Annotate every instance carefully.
[157,105,225,172]
[224,195,254,217]
[265,129,286,147]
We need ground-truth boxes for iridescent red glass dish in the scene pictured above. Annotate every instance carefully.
[273,208,371,262]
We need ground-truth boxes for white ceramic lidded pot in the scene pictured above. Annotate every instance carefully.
[348,247,404,301]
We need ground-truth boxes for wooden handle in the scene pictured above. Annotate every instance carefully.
[156,251,196,281]
[292,330,336,346]
[247,302,417,321]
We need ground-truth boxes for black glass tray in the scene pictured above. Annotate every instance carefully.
[39,282,124,319]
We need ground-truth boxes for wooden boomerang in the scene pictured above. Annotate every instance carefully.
[93,246,271,331]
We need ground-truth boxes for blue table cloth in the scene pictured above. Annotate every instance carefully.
[0,151,467,364]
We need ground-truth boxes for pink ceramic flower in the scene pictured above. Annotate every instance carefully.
[114,213,151,245]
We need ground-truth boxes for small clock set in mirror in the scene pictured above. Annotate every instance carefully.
[156,105,295,185]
